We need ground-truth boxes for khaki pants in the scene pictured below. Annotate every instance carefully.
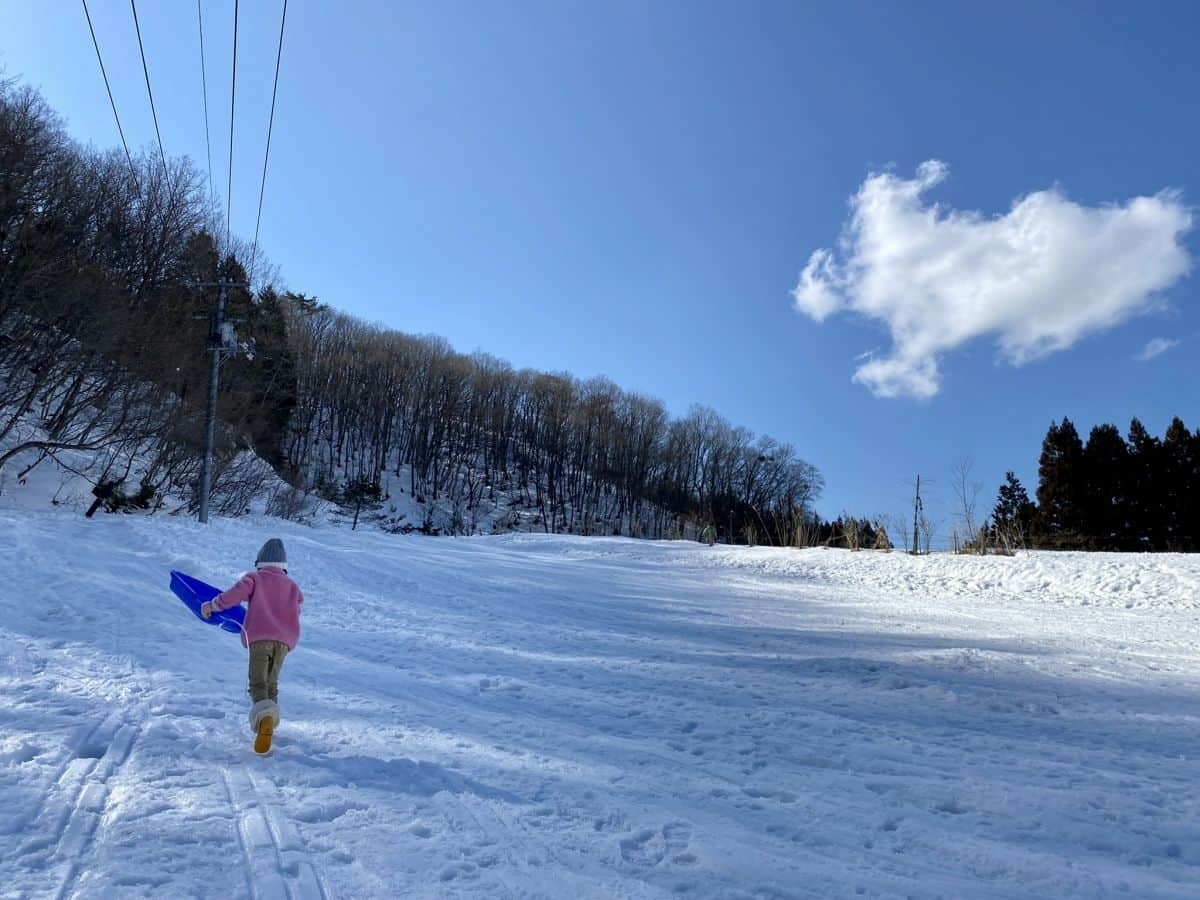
[248,640,289,703]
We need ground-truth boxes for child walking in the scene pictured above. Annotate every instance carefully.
[200,538,304,753]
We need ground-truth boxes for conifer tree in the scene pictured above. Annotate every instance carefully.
[992,472,1035,545]
[1161,417,1195,551]
[1190,426,1200,552]
[1081,424,1129,550]
[1016,415,1198,553]
[247,287,298,469]
[1035,418,1084,547]
[1125,419,1163,550]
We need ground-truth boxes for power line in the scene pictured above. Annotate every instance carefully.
[81,0,138,183]
[226,0,239,254]
[197,0,215,210]
[248,0,288,287]
[129,0,169,176]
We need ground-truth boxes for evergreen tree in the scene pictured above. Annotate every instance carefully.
[1015,415,1198,554]
[1125,419,1164,550]
[1161,417,1196,551]
[992,472,1035,545]
[200,256,299,470]
[1191,426,1200,552]
[245,287,298,470]
[1035,418,1085,547]
[1081,424,1129,550]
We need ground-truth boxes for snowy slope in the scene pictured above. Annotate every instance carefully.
[0,408,323,524]
[1,509,1198,899]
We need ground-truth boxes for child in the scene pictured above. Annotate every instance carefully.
[200,538,303,753]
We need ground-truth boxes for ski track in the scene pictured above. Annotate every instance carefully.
[222,767,328,900]
[53,722,140,900]
[11,710,140,900]
[2,508,1200,898]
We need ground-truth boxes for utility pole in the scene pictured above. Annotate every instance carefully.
[193,277,254,524]
[911,474,923,555]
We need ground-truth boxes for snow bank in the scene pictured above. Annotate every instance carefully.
[1,509,1198,898]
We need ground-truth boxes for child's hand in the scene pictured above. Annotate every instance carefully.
[200,601,214,619]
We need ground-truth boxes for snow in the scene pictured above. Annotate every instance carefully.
[1,508,1199,898]
[0,418,320,524]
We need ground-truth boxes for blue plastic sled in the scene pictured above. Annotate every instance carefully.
[169,570,246,636]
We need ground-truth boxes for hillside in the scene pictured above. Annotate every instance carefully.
[1,509,1198,898]
[1,77,823,545]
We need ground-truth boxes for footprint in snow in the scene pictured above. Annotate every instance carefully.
[742,786,797,804]
[620,821,695,867]
[933,797,969,815]
[620,828,664,866]
[663,821,696,865]
[438,862,477,882]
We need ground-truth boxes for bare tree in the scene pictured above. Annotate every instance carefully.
[950,457,983,552]
[888,513,911,553]
[918,510,938,555]
[1,77,828,536]
[842,514,861,551]
[872,518,892,551]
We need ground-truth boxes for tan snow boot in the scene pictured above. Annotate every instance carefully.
[254,716,274,754]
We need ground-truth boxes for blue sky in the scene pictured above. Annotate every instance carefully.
[4,1,1197,535]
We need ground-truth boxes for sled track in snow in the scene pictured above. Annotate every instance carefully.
[17,711,142,899]
[222,767,330,900]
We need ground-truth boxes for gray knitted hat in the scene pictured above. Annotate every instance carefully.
[255,538,287,568]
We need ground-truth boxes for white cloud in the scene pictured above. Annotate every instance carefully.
[1136,337,1180,361]
[792,161,1193,399]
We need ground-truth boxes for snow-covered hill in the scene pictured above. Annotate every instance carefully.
[1,509,1198,898]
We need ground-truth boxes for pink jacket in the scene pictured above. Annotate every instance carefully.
[212,566,303,650]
